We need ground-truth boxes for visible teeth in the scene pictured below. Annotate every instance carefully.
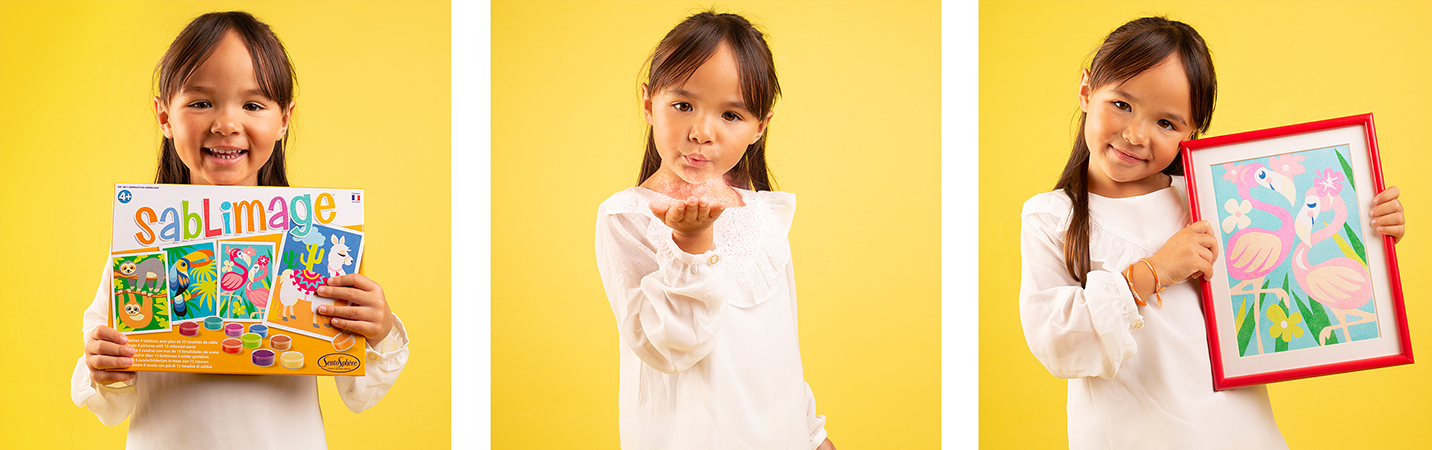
[205,148,246,160]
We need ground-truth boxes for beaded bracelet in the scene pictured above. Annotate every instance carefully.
[1139,258,1164,309]
[1122,264,1147,307]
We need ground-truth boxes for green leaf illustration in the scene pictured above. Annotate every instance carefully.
[1237,298,1256,356]
[1337,150,1356,187]
[1343,222,1368,263]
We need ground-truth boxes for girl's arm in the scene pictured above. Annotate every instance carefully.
[71,265,140,426]
[596,203,727,374]
[333,313,409,413]
[1019,208,1143,379]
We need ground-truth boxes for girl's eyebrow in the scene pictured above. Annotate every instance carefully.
[669,89,748,111]
[1109,88,1189,128]
[180,85,268,97]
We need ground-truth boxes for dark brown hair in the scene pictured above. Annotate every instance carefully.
[1055,17,1217,284]
[636,11,781,191]
[153,11,296,186]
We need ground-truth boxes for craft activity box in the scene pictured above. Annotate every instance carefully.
[108,184,368,376]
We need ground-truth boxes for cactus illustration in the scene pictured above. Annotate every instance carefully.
[299,243,326,271]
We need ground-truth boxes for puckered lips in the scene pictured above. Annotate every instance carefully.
[682,154,710,168]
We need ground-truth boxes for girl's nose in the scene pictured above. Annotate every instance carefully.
[688,116,714,144]
[212,109,240,135]
[1122,122,1149,146]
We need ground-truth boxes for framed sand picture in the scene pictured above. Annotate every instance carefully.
[1181,113,1411,390]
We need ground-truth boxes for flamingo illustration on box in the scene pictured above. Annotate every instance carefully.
[216,241,277,320]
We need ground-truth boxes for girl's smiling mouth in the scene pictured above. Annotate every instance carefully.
[1111,146,1146,164]
[204,147,249,163]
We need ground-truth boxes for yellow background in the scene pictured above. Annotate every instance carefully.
[982,1,1432,448]
[492,1,939,448]
[0,1,450,448]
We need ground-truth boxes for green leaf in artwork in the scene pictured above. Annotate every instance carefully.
[1343,222,1367,263]
[1337,149,1356,188]
[1236,298,1256,356]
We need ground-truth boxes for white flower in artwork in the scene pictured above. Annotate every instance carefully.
[1222,198,1252,233]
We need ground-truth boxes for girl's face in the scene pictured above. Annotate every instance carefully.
[1079,55,1192,197]
[155,30,293,186]
[643,43,772,186]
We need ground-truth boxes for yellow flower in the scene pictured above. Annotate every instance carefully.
[1267,304,1305,342]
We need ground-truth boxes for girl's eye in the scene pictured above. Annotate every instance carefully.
[189,101,212,108]
[1112,101,1130,111]
[673,102,692,112]
[722,111,741,121]
[244,102,265,112]
[1158,119,1175,130]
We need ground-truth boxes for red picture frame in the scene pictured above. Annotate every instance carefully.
[1181,113,1412,390]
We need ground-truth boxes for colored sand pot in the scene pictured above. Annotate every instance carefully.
[252,349,276,367]
[241,333,262,349]
[221,338,243,354]
[179,322,200,336]
[270,334,292,350]
[205,317,224,330]
[224,323,244,337]
[331,332,356,351]
[281,351,304,369]
[248,324,269,338]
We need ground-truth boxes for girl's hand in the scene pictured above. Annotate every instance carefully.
[317,274,395,348]
[1370,186,1405,244]
[1148,220,1220,286]
[84,325,137,385]
[649,196,725,254]
[816,438,836,450]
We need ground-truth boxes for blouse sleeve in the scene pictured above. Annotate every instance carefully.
[804,381,829,449]
[334,313,410,413]
[1019,208,1145,380]
[596,204,727,374]
[71,264,140,426]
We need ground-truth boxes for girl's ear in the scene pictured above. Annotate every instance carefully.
[752,110,774,144]
[154,97,173,139]
[279,101,296,138]
[1077,69,1092,113]
[641,83,654,125]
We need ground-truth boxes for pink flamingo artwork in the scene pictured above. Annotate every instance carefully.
[219,247,255,292]
[245,255,272,309]
[1221,161,1299,355]
[1293,169,1376,343]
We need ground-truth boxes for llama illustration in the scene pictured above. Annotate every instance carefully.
[274,233,354,329]
[307,235,353,327]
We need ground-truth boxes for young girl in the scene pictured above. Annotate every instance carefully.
[1019,17,1406,449]
[70,12,408,448]
[595,11,836,450]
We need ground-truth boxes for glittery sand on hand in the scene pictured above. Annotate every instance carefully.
[644,177,744,210]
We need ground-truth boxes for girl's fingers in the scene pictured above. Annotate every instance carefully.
[1378,225,1405,240]
[1374,186,1401,204]
[318,303,376,322]
[330,317,379,338]
[697,201,710,220]
[710,205,725,220]
[327,274,378,291]
[87,354,134,370]
[91,326,129,345]
[92,370,136,385]
[87,339,136,358]
[1370,204,1404,224]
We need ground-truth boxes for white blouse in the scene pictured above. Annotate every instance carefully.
[595,187,828,450]
[1019,178,1287,450]
[71,265,409,450]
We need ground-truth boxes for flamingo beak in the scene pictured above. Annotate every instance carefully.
[1277,176,1297,206]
